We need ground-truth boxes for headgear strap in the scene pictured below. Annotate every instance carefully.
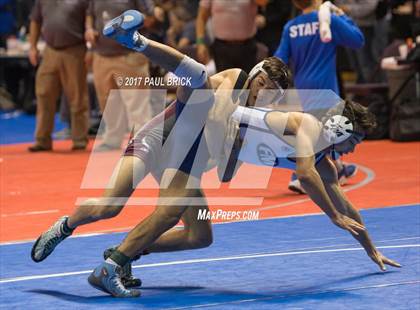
[248,60,285,100]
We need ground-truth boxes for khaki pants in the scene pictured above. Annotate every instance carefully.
[93,52,152,147]
[35,44,89,147]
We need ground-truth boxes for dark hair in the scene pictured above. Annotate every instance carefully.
[292,0,313,10]
[262,56,291,90]
[342,100,377,134]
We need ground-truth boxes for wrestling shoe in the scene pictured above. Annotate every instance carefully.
[103,10,148,52]
[31,216,73,262]
[88,261,141,297]
[288,173,306,194]
[104,246,142,288]
[338,164,358,185]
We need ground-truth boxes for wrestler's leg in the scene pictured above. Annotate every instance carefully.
[68,155,148,228]
[31,155,148,263]
[143,189,212,253]
[117,168,201,258]
[103,9,210,103]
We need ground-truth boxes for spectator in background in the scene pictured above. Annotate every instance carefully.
[28,0,89,152]
[0,0,16,48]
[85,0,157,152]
[256,0,293,55]
[0,1,37,113]
[390,0,420,40]
[165,4,195,49]
[196,0,268,73]
[275,0,364,194]
[0,0,16,109]
[336,0,380,82]
[165,2,210,53]
[15,0,34,31]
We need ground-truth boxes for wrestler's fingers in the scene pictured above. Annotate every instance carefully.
[347,227,358,236]
[377,259,386,271]
[383,257,402,268]
[343,223,359,236]
[350,220,365,231]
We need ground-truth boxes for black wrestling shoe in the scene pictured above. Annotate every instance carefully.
[103,246,142,288]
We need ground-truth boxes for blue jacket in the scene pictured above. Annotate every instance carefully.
[275,11,364,94]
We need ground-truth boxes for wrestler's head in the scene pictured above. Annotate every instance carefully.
[247,57,291,107]
[324,100,376,155]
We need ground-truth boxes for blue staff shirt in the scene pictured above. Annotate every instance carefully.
[275,11,364,94]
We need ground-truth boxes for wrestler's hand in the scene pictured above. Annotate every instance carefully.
[368,249,402,271]
[331,214,365,235]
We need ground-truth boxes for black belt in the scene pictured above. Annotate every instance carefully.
[214,37,254,45]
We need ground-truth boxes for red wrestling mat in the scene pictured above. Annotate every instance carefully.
[1,140,419,243]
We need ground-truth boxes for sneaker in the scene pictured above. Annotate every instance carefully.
[28,144,52,152]
[31,216,72,262]
[88,262,141,297]
[103,10,145,50]
[103,246,142,288]
[288,173,306,194]
[338,164,358,185]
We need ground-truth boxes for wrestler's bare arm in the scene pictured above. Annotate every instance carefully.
[216,117,244,182]
[316,157,401,271]
[265,112,365,235]
[204,69,243,161]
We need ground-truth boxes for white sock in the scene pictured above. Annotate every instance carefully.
[133,32,149,52]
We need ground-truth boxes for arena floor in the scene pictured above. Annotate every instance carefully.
[1,111,419,309]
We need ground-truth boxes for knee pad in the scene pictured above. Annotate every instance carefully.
[174,56,208,89]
